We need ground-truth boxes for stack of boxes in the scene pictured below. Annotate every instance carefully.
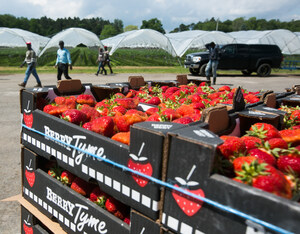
[19,78,300,233]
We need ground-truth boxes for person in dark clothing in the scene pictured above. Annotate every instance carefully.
[95,47,107,75]
[18,42,42,88]
[55,41,72,81]
[104,46,113,74]
[205,42,220,85]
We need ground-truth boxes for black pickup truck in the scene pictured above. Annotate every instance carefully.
[184,44,283,77]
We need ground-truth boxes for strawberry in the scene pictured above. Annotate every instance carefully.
[277,149,300,175]
[55,96,76,109]
[266,138,288,150]
[25,166,35,187]
[70,177,92,197]
[44,104,69,117]
[279,129,300,144]
[114,98,139,109]
[147,96,161,105]
[236,160,292,199]
[248,148,277,166]
[218,85,231,92]
[218,136,246,159]
[90,116,115,137]
[146,113,161,122]
[161,108,181,121]
[23,112,33,128]
[246,123,281,140]
[111,132,130,145]
[145,107,159,116]
[54,96,66,105]
[48,166,63,180]
[112,106,127,115]
[240,136,262,150]
[176,104,195,117]
[76,94,96,106]
[172,184,204,217]
[127,157,153,187]
[89,187,108,208]
[233,156,261,172]
[82,122,92,131]
[114,112,146,132]
[23,222,33,234]
[60,170,76,186]
[62,109,88,125]
[123,216,130,225]
[290,110,300,125]
[172,116,193,124]
[78,104,101,121]
[105,197,118,213]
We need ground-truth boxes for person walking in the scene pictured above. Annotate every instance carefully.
[104,46,113,74]
[55,40,72,81]
[95,47,107,76]
[205,42,220,85]
[18,42,42,88]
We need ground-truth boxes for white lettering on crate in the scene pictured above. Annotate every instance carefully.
[44,126,73,149]
[46,187,108,233]
[151,124,173,130]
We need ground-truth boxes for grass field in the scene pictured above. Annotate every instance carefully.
[0,47,299,75]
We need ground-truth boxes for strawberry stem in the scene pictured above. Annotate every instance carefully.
[138,142,145,157]
[186,165,196,181]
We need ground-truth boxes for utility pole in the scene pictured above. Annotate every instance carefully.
[216,18,219,31]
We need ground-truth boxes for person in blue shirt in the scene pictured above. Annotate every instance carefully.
[55,40,72,80]
[205,42,220,85]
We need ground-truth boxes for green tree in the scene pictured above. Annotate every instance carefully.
[232,17,246,31]
[124,25,138,32]
[140,18,165,34]
[100,24,118,39]
[113,19,124,34]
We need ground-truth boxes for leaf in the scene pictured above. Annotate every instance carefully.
[175,177,186,186]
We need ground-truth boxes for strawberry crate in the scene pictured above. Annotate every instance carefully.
[21,205,54,234]
[22,147,131,234]
[161,125,300,234]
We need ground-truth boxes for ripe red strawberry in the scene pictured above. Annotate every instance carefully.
[82,122,92,131]
[172,184,204,217]
[60,170,76,186]
[145,107,159,116]
[146,113,161,122]
[105,197,118,213]
[90,116,115,137]
[176,104,194,117]
[78,104,101,121]
[70,177,92,197]
[277,149,300,175]
[89,187,108,208]
[246,123,281,140]
[218,85,231,92]
[236,159,292,199]
[233,156,261,172]
[55,96,76,109]
[62,109,88,125]
[128,158,153,187]
[147,96,161,105]
[218,136,246,159]
[266,138,288,150]
[240,136,262,150]
[172,116,193,124]
[248,148,277,166]
[76,94,96,106]
[290,110,300,125]
[123,216,130,225]
[114,98,139,109]
[279,129,300,144]
[54,96,66,105]
[112,105,127,115]
[111,132,130,145]
[161,108,181,121]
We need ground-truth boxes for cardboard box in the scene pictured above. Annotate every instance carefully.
[21,88,186,220]
[161,125,300,234]
[22,147,131,234]
[21,205,54,234]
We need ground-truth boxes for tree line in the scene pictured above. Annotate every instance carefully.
[0,14,299,39]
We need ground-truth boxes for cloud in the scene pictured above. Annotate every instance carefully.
[1,0,299,32]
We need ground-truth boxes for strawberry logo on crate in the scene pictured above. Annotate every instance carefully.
[23,216,33,234]
[128,142,153,187]
[25,159,35,187]
[172,165,205,217]
[23,100,33,128]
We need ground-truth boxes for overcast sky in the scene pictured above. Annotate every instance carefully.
[1,0,300,32]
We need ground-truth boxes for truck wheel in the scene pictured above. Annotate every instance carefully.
[241,70,252,76]
[199,63,208,77]
[257,63,271,77]
[189,68,200,76]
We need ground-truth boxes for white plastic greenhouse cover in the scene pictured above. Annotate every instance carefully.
[0,27,50,55]
[166,30,236,57]
[39,27,104,57]
[102,29,177,57]
[228,30,300,55]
